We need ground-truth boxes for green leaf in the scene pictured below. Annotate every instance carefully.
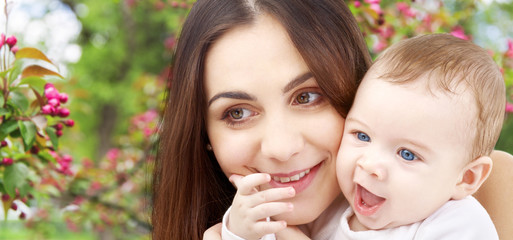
[21,65,63,79]
[19,120,36,149]
[8,61,22,84]
[19,77,47,95]
[9,91,29,112]
[3,162,29,197]
[0,91,4,106]
[38,151,56,163]
[15,47,54,65]
[0,119,18,136]
[0,108,8,116]
[45,127,59,149]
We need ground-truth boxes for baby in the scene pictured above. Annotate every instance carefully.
[335,33,504,239]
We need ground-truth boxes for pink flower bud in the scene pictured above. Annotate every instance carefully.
[30,146,39,154]
[41,105,54,115]
[59,93,69,103]
[1,140,7,147]
[56,129,63,137]
[44,88,60,100]
[11,46,18,54]
[2,157,13,166]
[6,35,17,48]
[11,202,18,211]
[506,102,513,113]
[506,39,513,58]
[48,98,60,107]
[450,26,470,40]
[171,1,179,8]
[19,212,26,220]
[58,108,70,118]
[354,1,361,7]
[1,194,9,202]
[64,119,75,127]
[54,123,64,130]
[44,83,55,90]
[180,2,188,8]
[0,33,5,46]
[62,155,72,163]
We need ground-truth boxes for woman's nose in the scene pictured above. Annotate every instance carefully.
[260,117,304,162]
[356,152,387,181]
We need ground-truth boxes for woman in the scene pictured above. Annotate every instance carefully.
[152,0,513,239]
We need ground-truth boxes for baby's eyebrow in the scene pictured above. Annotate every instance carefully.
[207,91,256,107]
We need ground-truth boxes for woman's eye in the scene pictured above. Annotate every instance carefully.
[399,149,417,161]
[294,92,321,105]
[227,108,251,120]
[356,132,370,142]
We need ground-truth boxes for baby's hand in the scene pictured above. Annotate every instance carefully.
[227,173,296,240]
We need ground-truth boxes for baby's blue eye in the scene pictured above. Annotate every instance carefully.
[356,132,370,142]
[399,149,417,161]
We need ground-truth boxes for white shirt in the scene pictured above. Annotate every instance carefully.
[333,196,498,240]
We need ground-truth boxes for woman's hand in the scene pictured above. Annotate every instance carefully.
[228,173,296,240]
[203,223,222,240]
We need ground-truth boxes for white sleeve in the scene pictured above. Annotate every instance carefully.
[221,207,276,240]
[414,196,498,240]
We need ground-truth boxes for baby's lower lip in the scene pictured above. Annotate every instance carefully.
[268,161,323,194]
[353,184,386,216]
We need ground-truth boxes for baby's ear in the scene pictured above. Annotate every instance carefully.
[452,156,493,200]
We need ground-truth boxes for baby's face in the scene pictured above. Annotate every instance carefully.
[336,73,475,230]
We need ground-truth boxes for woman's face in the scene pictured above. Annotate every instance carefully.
[204,15,344,225]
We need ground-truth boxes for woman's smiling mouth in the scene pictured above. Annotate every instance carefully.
[268,161,323,193]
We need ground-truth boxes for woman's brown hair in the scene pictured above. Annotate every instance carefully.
[152,0,371,239]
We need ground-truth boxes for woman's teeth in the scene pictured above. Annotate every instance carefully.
[272,169,310,183]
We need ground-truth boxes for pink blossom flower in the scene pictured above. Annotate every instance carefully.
[373,39,388,52]
[6,35,17,48]
[506,102,513,113]
[506,39,513,58]
[450,26,470,40]
[59,93,69,103]
[41,104,54,115]
[11,46,18,54]
[354,0,361,8]
[48,98,60,107]
[44,87,60,99]
[369,3,382,14]
[0,33,5,46]
[106,148,120,161]
[396,2,409,12]
[364,0,380,3]
[64,119,75,127]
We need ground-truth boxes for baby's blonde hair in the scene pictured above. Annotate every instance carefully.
[372,33,505,159]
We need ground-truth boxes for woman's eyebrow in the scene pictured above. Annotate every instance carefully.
[208,91,256,106]
[282,72,313,93]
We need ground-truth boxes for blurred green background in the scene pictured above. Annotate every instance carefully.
[0,0,512,239]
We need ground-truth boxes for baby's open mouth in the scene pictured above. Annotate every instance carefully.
[354,184,386,216]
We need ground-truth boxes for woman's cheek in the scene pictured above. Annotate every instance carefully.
[213,132,258,176]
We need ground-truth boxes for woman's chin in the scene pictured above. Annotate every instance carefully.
[273,209,320,226]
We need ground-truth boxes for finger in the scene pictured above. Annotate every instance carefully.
[242,187,295,207]
[230,173,271,195]
[252,220,288,237]
[249,202,294,221]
